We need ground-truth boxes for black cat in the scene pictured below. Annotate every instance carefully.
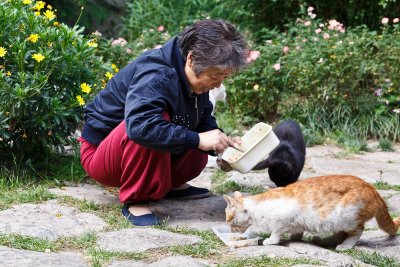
[253,120,306,187]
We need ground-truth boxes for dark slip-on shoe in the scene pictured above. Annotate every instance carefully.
[164,186,211,200]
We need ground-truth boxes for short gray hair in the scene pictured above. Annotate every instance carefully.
[178,19,248,76]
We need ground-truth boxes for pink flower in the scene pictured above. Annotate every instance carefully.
[273,63,281,70]
[304,21,311,26]
[126,48,133,54]
[393,109,400,113]
[92,30,102,37]
[282,46,289,54]
[315,28,322,34]
[307,6,314,12]
[382,17,389,24]
[246,50,260,63]
[157,25,165,32]
[309,13,316,19]
[111,37,127,47]
[323,33,330,39]
[374,88,382,96]
[394,18,399,23]
[154,44,162,49]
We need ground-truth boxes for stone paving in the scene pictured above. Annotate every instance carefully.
[0,143,399,266]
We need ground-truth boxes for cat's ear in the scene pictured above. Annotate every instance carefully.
[233,191,242,199]
[223,194,234,205]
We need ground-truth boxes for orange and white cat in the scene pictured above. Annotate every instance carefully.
[224,175,400,250]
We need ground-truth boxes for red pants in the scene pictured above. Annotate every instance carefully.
[79,120,208,203]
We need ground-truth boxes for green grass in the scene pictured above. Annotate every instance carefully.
[0,234,58,252]
[210,169,266,195]
[213,181,266,195]
[164,227,224,258]
[341,249,400,267]
[378,139,395,151]
[219,255,321,267]
[373,181,400,191]
[0,185,56,210]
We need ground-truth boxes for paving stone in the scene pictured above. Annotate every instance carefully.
[300,144,400,185]
[48,184,119,205]
[150,195,226,231]
[0,200,106,240]
[96,228,202,253]
[301,157,399,184]
[188,169,213,190]
[387,194,400,213]
[107,255,209,267]
[357,230,400,262]
[377,189,399,199]
[0,246,87,267]
[233,242,373,267]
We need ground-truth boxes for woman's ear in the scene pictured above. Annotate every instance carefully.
[186,51,193,68]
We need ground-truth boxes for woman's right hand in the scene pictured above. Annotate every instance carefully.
[198,129,234,154]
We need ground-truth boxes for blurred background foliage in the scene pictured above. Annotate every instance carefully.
[1,0,399,167]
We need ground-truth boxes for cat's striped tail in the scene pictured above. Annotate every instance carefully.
[375,197,400,236]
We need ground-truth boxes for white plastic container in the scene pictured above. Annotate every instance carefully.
[221,122,280,173]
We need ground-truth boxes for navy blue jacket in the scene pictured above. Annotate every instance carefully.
[82,37,218,154]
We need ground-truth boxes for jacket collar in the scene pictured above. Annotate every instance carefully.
[161,37,192,96]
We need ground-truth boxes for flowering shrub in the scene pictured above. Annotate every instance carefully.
[0,0,102,160]
[226,6,400,139]
[94,25,171,71]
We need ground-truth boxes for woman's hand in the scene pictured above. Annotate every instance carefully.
[198,129,233,154]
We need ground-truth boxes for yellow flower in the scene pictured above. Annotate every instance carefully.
[87,41,98,48]
[0,47,6,58]
[105,72,113,80]
[34,11,40,16]
[253,84,260,91]
[76,95,85,106]
[33,1,46,11]
[53,22,59,27]
[111,63,119,72]
[47,4,52,10]
[330,54,337,59]
[27,33,39,43]
[32,53,45,62]
[80,83,92,94]
[43,10,55,21]
[6,71,11,76]
[23,0,32,4]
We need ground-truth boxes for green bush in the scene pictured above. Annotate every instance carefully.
[0,0,102,161]
[216,0,400,40]
[122,0,219,42]
[94,25,172,69]
[225,8,400,140]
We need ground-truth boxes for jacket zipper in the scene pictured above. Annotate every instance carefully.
[194,96,199,126]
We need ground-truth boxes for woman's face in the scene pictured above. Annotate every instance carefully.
[185,53,232,95]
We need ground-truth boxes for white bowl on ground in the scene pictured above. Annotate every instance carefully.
[221,122,280,174]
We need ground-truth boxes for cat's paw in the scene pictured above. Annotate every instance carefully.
[262,237,280,245]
